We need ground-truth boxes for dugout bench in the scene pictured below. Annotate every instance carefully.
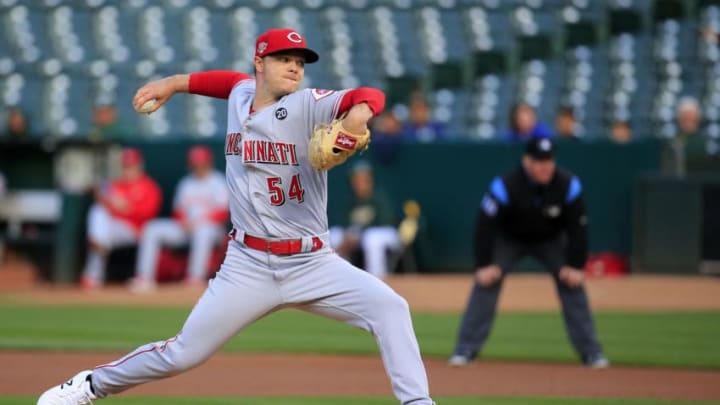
[0,190,62,278]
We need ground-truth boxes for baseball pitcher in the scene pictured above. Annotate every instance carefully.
[38,28,435,405]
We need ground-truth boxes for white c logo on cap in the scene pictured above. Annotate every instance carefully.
[287,32,303,43]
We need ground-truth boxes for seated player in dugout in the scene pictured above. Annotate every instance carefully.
[80,148,163,290]
[128,145,230,293]
[329,160,403,279]
[449,137,609,369]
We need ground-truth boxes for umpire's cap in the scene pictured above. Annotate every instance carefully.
[524,137,554,160]
[255,28,319,64]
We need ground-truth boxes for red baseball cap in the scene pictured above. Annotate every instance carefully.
[188,145,213,166]
[255,28,319,64]
[121,148,143,167]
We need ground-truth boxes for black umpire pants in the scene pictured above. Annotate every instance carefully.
[452,233,603,362]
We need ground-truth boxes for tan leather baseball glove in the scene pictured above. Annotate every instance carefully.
[308,118,370,170]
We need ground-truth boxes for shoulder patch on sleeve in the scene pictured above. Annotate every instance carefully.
[566,176,582,203]
[311,89,336,100]
[490,177,509,205]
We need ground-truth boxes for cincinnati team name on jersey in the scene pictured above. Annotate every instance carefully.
[225,132,299,166]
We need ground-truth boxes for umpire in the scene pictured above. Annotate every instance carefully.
[449,137,609,368]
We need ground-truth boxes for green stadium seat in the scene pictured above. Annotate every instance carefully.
[472,49,509,78]
[518,34,555,62]
[653,0,686,20]
[429,61,467,90]
[564,20,600,48]
[609,8,644,34]
[697,0,720,9]
[384,76,422,106]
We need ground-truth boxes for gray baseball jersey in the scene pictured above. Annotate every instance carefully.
[225,80,347,237]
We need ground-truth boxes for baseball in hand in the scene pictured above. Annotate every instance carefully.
[135,99,156,114]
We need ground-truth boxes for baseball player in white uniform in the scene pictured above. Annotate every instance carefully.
[38,28,435,405]
[129,145,229,292]
[329,160,403,279]
[79,148,163,290]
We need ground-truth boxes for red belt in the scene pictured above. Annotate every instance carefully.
[235,231,323,255]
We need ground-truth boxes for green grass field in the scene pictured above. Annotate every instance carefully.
[1,304,719,369]
[3,303,719,405]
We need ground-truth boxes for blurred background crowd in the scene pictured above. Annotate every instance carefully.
[0,0,718,147]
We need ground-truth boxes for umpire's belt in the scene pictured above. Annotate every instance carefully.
[231,229,324,255]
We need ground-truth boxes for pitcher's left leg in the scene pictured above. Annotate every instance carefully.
[287,254,433,405]
[91,245,283,396]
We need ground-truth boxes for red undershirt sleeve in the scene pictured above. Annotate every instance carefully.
[336,87,386,118]
[188,71,252,99]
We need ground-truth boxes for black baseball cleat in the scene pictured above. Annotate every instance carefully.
[584,353,610,369]
[447,354,473,367]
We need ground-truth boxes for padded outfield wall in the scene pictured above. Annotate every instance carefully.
[0,138,662,276]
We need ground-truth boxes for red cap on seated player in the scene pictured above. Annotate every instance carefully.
[188,145,213,166]
[255,28,319,63]
[121,148,143,167]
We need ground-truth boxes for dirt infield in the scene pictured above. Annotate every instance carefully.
[2,261,720,400]
[2,352,720,401]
